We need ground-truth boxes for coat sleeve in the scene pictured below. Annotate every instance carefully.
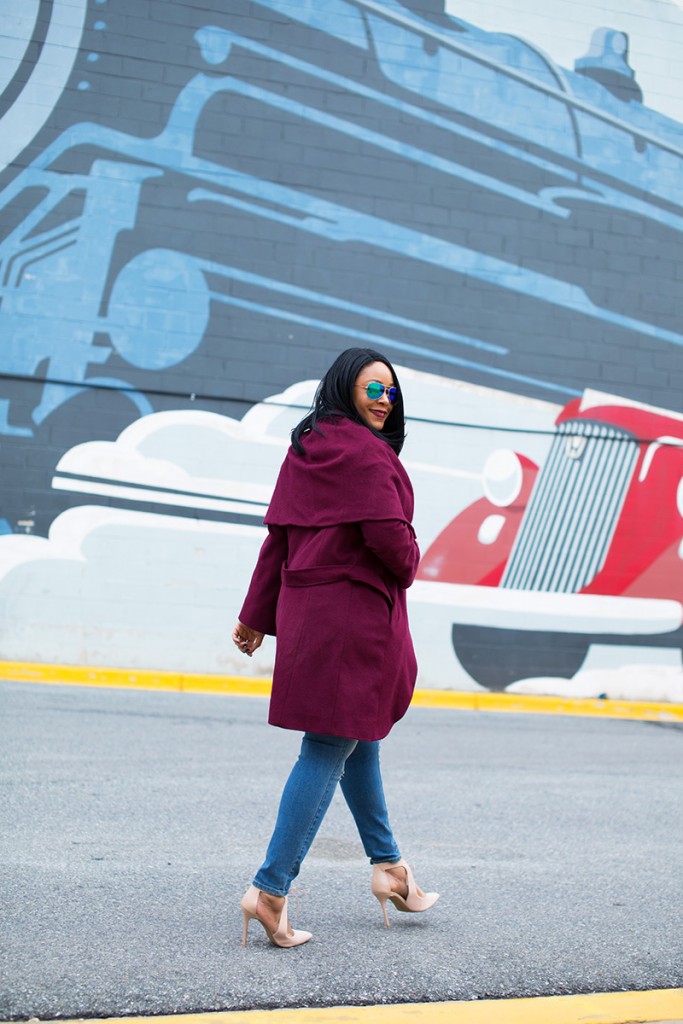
[238,524,288,635]
[359,518,420,589]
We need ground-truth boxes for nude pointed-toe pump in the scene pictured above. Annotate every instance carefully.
[240,885,312,948]
[371,860,439,928]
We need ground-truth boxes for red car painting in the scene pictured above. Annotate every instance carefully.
[415,390,683,690]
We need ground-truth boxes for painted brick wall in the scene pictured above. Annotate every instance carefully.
[0,0,681,699]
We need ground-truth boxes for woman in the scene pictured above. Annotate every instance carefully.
[232,347,438,948]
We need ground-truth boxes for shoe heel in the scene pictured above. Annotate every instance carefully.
[374,892,391,929]
[241,909,252,947]
[240,886,259,947]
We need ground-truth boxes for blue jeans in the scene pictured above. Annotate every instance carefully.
[253,733,402,897]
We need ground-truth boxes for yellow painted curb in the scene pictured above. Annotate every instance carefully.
[0,661,272,699]
[13,988,683,1024]
[410,687,683,722]
[1,661,683,723]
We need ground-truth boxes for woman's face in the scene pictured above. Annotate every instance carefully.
[352,361,396,431]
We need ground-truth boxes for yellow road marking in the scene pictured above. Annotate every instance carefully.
[15,988,683,1024]
[1,661,682,722]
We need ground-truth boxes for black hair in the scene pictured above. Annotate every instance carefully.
[291,347,407,456]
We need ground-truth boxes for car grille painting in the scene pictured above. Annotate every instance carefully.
[501,421,639,593]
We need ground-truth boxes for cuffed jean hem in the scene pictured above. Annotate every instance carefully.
[252,856,401,896]
[250,879,288,898]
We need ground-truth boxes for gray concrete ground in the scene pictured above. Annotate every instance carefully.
[0,681,681,1020]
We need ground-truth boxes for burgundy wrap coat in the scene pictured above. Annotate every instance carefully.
[239,416,419,741]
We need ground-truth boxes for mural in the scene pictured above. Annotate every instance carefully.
[415,390,683,694]
[0,0,681,699]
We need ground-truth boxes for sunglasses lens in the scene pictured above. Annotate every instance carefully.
[365,382,398,403]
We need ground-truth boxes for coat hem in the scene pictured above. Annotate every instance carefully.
[267,714,394,744]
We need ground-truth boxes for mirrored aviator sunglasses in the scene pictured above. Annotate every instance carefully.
[365,381,398,403]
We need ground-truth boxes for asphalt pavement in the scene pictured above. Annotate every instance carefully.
[0,681,681,1020]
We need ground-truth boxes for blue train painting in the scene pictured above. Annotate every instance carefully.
[1,0,681,534]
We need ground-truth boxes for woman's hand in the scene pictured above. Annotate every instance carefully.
[232,621,265,657]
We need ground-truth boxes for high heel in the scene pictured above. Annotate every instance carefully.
[240,885,312,948]
[371,860,439,928]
